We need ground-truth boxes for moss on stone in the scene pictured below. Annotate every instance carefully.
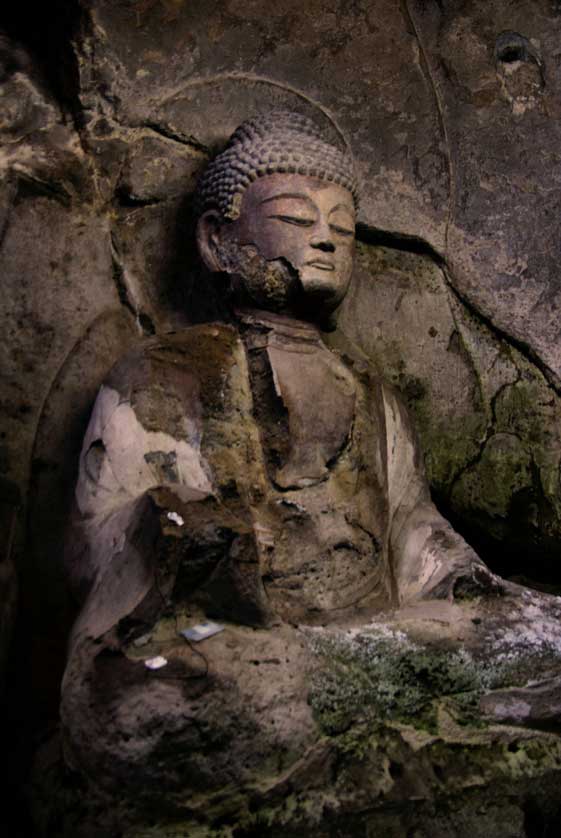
[413,398,486,495]
[340,241,561,578]
[452,432,533,521]
[340,243,489,496]
[306,625,561,740]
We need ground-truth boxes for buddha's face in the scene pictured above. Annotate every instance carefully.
[197,174,356,321]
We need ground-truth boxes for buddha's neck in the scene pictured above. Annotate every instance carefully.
[234,307,323,343]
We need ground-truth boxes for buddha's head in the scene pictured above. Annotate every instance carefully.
[195,111,358,327]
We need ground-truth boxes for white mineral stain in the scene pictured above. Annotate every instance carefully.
[144,656,168,670]
[491,699,532,721]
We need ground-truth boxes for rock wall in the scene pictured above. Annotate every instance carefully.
[2,0,561,830]
[3,0,561,602]
[335,241,561,584]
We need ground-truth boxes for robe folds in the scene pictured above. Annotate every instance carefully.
[67,312,483,649]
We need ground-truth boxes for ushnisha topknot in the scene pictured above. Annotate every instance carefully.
[195,110,359,221]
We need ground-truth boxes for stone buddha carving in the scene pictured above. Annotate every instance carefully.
[67,111,494,640]
[61,111,538,814]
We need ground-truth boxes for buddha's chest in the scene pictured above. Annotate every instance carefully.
[243,326,357,490]
[233,326,389,620]
[153,323,390,623]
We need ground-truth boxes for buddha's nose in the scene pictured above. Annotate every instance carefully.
[310,238,335,253]
[310,216,336,252]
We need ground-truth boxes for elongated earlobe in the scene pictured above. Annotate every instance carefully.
[196,210,225,272]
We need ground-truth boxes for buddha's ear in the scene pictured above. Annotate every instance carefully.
[196,209,226,272]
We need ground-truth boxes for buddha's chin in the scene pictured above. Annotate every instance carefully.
[298,270,347,308]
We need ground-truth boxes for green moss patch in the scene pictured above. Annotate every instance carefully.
[306,625,559,737]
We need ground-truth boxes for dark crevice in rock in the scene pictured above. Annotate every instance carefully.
[138,312,156,335]
[110,243,137,321]
[357,223,561,392]
[447,374,522,502]
[95,82,122,114]
[115,186,163,209]
[142,121,210,155]
[0,175,17,251]
[433,488,561,588]
[435,413,561,588]
[110,233,154,336]
[441,265,561,394]
[495,31,544,70]
[355,222,445,263]
[1,0,83,128]
[399,0,453,222]
[497,44,527,64]
[14,173,72,208]
[243,341,290,483]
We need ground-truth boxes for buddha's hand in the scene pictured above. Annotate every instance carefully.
[407,526,509,603]
[427,555,506,602]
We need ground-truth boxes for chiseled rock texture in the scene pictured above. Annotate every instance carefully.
[34,593,561,837]
[3,0,561,834]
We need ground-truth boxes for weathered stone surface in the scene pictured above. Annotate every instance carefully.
[336,241,561,582]
[118,133,204,203]
[335,244,487,495]
[51,101,561,838]
[53,0,561,587]
[481,674,561,727]
[0,41,83,696]
[76,0,448,243]
[407,0,561,384]
[4,0,561,593]
[37,593,561,836]
[2,197,115,481]
[3,1,561,834]
[0,37,138,709]
[111,198,194,331]
[62,620,316,800]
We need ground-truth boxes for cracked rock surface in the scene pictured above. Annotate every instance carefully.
[3,1,561,835]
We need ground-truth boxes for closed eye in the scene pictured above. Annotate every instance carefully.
[267,214,315,227]
[330,224,354,237]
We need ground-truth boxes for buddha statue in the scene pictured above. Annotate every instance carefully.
[60,112,561,822]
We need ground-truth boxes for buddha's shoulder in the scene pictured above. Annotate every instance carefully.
[327,333,413,424]
[105,323,244,396]
[327,335,387,396]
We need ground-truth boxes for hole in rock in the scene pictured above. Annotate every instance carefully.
[389,760,404,780]
[499,45,527,63]
[495,31,539,67]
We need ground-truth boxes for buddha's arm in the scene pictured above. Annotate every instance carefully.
[382,385,500,604]
[67,372,212,644]
[76,382,211,521]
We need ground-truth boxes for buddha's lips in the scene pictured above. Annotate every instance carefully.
[305,260,335,271]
